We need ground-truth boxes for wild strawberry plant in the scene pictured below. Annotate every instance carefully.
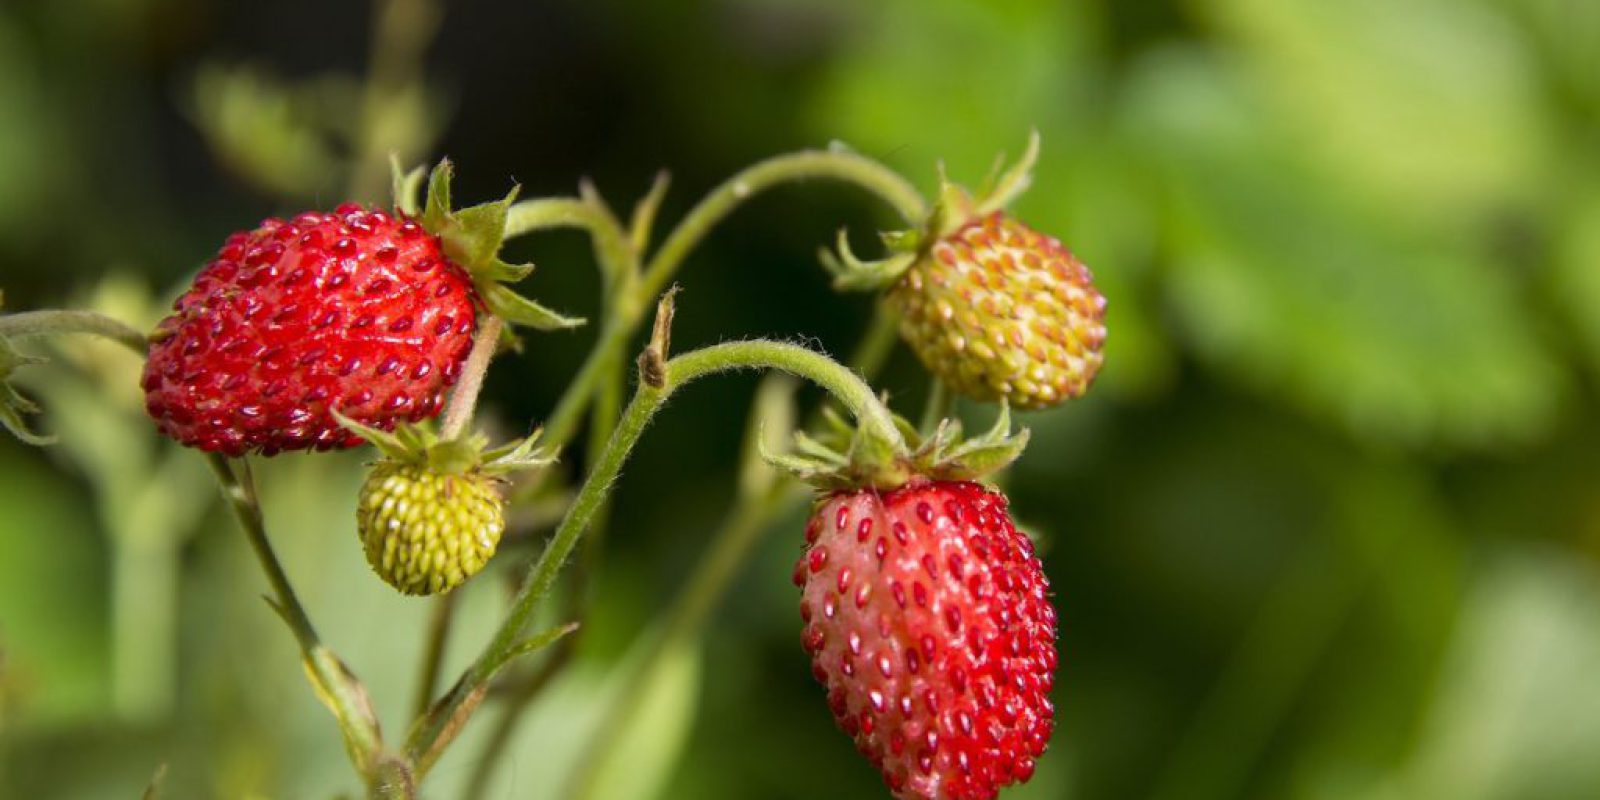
[0,134,1103,800]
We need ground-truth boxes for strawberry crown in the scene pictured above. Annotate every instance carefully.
[335,411,556,478]
[393,158,585,332]
[0,292,51,446]
[819,131,1041,292]
[763,402,1030,491]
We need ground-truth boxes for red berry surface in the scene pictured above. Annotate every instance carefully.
[141,204,478,456]
[795,480,1056,800]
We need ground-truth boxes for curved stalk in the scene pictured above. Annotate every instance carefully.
[204,454,384,776]
[406,338,903,778]
[558,306,901,800]
[535,149,924,453]
[639,149,926,302]
[0,310,149,355]
[411,592,458,722]
[438,315,503,439]
[504,197,635,285]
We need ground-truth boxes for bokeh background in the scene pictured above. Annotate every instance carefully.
[4,0,1600,797]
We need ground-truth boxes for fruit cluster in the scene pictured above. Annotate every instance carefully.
[2,138,1103,800]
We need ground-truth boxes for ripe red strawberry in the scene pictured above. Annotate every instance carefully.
[795,479,1056,800]
[141,161,581,457]
[141,204,477,455]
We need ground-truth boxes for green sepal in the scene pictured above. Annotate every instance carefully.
[420,159,454,232]
[817,131,1043,295]
[141,764,168,800]
[481,427,558,475]
[974,128,1039,216]
[1,380,52,446]
[391,154,425,217]
[762,403,1028,491]
[629,171,672,254]
[914,403,1030,481]
[446,186,522,272]
[334,412,557,478]
[412,159,585,331]
[331,410,417,461]
[818,229,917,292]
[481,283,586,331]
[0,322,53,446]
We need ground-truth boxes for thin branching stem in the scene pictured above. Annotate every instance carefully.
[204,454,385,776]
[407,336,904,779]
[0,310,149,355]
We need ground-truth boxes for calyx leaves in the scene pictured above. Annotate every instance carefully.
[819,130,1042,292]
[763,402,1029,491]
[0,294,53,446]
[405,159,586,331]
[334,412,557,478]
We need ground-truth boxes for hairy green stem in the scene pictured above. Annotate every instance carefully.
[407,339,902,778]
[412,592,458,722]
[639,149,926,302]
[204,454,384,774]
[531,150,923,453]
[918,379,951,435]
[560,307,900,799]
[439,315,503,439]
[0,310,149,355]
[459,349,624,800]
[504,197,635,285]
[562,482,794,800]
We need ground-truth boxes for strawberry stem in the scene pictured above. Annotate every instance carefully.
[0,309,150,355]
[516,147,925,455]
[408,332,904,778]
[638,148,926,304]
[504,195,636,286]
[410,592,458,723]
[439,315,503,439]
[203,453,386,779]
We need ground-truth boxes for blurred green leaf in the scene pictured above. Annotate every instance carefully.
[1298,548,1600,800]
[1551,185,1600,376]
[581,639,703,800]
[0,18,66,247]
[1125,49,1563,446]
[1198,0,1553,227]
[188,65,349,200]
[0,444,107,726]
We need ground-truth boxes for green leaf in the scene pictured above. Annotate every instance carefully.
[1550,185,1600,375]
[188,65,345,200]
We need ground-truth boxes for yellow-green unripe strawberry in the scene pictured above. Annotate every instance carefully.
[890,212,1105,409]
[358,461,505,595]
[338,413,555,597]
[820,132,1106,410]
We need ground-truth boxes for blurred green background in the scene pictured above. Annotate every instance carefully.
[4,0,1600,797]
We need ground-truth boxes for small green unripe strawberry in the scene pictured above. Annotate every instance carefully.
[890,212,1104,409]
[358,461,505,596]
[339,414,554,597]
